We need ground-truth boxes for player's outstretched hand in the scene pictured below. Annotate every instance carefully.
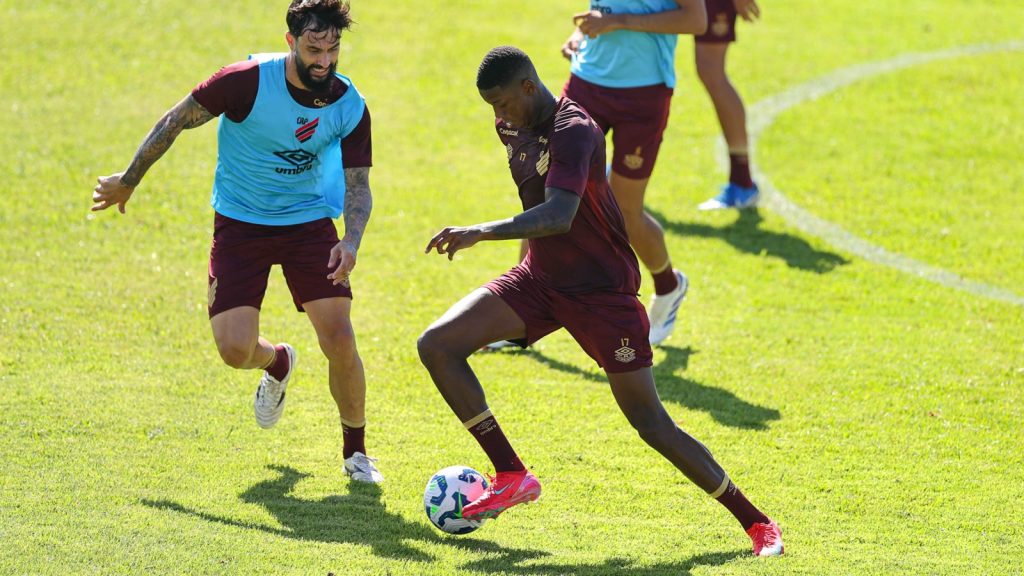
[732,0,760,22]
[92,172,135,214]
[573,10,619,37]
[327,239,357,286]
[425,226,484,261]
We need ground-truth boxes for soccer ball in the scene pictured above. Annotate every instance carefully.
[423,465,489,534]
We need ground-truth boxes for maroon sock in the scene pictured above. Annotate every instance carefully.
[652,265,679,296]
[266,345,290,381]
[729,152,755,188]
[466,414,525,473]
[342,423,366,459]
[716,481,771,530]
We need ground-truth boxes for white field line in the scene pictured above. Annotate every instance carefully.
[720,40,1024,306]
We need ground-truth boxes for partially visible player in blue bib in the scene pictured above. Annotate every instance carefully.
[561,0,708,348]
[92,0,384,484]
[570,0,681,89]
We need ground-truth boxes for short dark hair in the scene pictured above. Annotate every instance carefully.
[286,0,352,39]
[476,46,533,90]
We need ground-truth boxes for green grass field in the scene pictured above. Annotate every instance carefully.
[2,1,1023,574]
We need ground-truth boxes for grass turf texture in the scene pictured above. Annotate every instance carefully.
[1,0,1022,574]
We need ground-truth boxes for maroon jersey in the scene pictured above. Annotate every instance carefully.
[191,60,372,168]
[496,97,640,295]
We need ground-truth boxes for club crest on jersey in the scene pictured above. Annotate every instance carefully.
[506,143,514,160]
[536,150,550,176]
[295,117,320,143]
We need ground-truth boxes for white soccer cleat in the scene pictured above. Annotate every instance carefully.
[253,343,295,429]
[479,340,519,352]
[647,270,689,346]
[343,451,384,483]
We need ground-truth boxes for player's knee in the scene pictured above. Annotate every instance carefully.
[417,329,442,366]
[696,62,727,90]
[417,326,460,367]
[318,327,357,363]
[216,340,254,369]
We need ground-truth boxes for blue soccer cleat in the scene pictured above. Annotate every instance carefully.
[698,183,760,211]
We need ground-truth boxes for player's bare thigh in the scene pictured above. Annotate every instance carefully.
[420,288,526,357]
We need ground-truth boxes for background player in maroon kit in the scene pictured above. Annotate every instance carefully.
[417,46,783,556]
[695,0,762,210]
[91,0,382,483]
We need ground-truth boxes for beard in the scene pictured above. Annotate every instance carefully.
[294,54,336,91]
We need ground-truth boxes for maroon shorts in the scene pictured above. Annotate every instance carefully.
[697,0,738,43]
[485,266,653,374]
[562,74,673,180]
[207,213,352,318]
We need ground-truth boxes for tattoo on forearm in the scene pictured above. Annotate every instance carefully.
[121,95,214,187]
[343,167,372,249]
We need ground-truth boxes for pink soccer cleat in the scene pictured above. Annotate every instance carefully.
[747,520,784,556]
[461,469,541,521]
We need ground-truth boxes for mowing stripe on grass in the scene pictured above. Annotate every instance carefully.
[719,40,1024,307]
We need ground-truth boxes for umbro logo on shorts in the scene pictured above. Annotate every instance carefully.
[614,338,636,363]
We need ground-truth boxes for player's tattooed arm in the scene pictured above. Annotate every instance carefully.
[425,187,580,260]
[92,95,214,213]
[327,167,373,285]
[341,167,373,251]
[120,95,215,187]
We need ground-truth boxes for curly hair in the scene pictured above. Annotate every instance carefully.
[286,0,353,38]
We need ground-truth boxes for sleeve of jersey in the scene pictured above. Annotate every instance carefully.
[341,107,372,168]
[190,60,259,122]
[544,118,596,197]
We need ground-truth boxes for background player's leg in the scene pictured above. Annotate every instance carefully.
[609,171,687,345]
[696,41,759,210]
[696,41,749,153]
[607,172,672,277]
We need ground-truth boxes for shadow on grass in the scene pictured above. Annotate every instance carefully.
[465,548,749,575]
[142,464,547,564]
[508,345,779,430]
[651,207,849,273]
[653,345,781,430]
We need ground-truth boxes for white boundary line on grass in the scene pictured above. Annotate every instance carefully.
[721,40,1024,307]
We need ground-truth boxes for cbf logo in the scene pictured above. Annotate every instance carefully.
[273,149,317,175]
[295,116,319,143]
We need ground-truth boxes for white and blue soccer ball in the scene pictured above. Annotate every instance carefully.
[423,465,489,534]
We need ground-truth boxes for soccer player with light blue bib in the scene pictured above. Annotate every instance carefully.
[561,0,700,347]
[92,0,383,484]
